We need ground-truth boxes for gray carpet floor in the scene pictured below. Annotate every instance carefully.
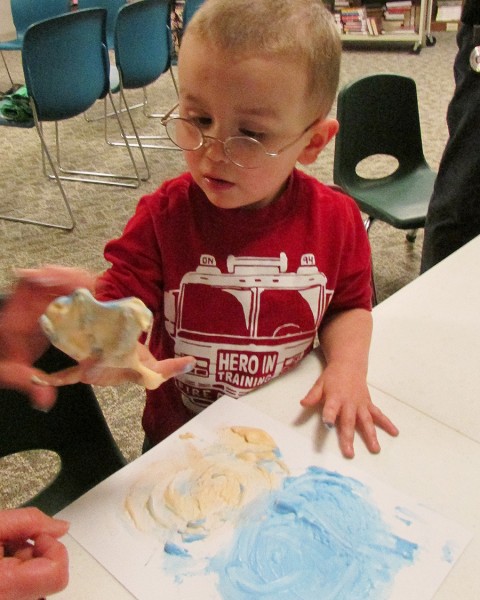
[0,32,458,508]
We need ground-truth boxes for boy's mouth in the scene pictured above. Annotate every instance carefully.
[203,175,235,191]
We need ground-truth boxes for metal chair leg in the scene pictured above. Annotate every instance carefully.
[105,68,180,151]
[0,101,76,231]
[104,85,151,180]
[0,51,14,88]
[84,83,144,122]
[406,229,418,242]
[142,65,179,119]
[42,92,147,188]
[105,83,176,155]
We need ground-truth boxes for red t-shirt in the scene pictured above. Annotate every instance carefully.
[98,169,372,444]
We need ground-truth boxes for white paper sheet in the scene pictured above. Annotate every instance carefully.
[60,397,471,600]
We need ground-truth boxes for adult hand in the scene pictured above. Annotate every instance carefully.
[0,265,96,410]
[0,507,69,600]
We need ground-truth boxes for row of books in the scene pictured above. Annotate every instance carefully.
[332,0,415,7]
[435,0,462,22]
[333,1,421,36]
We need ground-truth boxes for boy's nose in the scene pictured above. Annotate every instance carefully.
[203,136,229,163]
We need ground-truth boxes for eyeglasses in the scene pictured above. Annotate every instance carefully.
[161,104,318,169]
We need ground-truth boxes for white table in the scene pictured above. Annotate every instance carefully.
[56,348,480,599]
[368,234,480,443]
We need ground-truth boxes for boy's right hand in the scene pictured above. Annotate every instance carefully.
[34,344,196,390]
[14,266,196,392]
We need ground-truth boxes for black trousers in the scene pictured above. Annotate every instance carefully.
[421,22,480,272]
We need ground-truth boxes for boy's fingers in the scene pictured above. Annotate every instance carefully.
[337,407,357,459]
[358,415,381,454]
[33,356,197,388]
[299,378,324,408]
[369,405,399,436]
[32,365,84,387]
[156,356,196,379]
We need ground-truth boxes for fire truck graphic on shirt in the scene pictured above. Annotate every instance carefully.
[164,252,333,413]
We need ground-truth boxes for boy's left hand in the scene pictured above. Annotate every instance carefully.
[300,361,399,459]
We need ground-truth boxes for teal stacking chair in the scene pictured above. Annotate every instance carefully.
[77,0,126,49]
[1,8,116,230]
[333,74,436,304]
[172,0,205,81]
[0,8,145,230]
[174,0,205,47]
[20,8,146,224]
[106,0,177,155]
[182,0,205,34]
[79,0,129,123]
[0,0,71,87]
[0,346,126,516]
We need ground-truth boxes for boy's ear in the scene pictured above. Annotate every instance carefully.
[297,118,339,165]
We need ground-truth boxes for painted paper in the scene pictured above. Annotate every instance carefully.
[60,397,471,600]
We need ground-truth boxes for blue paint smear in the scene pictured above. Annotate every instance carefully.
[164,542,191,557]
[442,542,454,564]
[210,466,418,600]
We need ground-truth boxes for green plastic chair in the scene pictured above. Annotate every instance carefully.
[0,346,126,516]
[333,73,436,303]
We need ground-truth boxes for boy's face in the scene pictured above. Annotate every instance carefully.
[177,34,337,210]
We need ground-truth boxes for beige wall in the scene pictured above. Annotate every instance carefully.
[0,0,16,42]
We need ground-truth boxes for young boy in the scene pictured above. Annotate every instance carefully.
[30,0,398,458]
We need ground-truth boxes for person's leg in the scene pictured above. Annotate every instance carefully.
[421,24,480,272]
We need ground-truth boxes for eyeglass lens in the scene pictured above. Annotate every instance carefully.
[165,118,203,151]
[164,118,268,168]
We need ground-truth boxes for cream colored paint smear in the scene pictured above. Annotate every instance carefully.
[125,426,288,542]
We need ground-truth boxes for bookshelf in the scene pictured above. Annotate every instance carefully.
[326,0,435,53]
[430,0,462,32]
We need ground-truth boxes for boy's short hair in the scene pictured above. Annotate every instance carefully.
[184,0,341,119]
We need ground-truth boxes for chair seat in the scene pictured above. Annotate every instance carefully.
[349,165,437,229]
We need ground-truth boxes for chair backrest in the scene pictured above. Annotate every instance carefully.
[333,74,429,190]
[22,8,110,122]
[183,0,204,29]
[114,0,171,90]
[0,347,126,516]
[9,0,71,38]
[78,0,127,47]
